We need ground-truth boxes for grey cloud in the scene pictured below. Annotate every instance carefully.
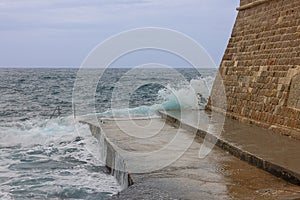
[0,0,239,66]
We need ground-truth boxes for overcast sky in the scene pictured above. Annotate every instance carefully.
[0,0,239,67]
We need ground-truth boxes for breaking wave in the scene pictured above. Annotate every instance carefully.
[96,76,214,118]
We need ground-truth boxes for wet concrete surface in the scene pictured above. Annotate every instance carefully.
[81,116,300,199]
[161,110,300,185]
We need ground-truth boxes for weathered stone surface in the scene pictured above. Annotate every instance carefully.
[288,74,300,110]
[207,0,300,138]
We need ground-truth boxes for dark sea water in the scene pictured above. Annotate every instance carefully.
[0,68,216,199]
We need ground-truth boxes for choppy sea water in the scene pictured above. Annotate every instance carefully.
[0,68,216,199]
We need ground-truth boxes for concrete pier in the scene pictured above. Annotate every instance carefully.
[80,113,300,199]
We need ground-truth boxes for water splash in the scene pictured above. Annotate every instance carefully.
[95,76,214,118]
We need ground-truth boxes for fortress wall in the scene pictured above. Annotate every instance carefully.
[207,0,300,138]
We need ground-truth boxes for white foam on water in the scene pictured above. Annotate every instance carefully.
[0,116,121,199]
[0,116,89,149]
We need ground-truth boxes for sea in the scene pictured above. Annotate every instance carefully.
[0,68,216,199]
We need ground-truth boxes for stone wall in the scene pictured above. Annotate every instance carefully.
[207,0,300,139]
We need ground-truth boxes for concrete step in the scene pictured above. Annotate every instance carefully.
[160,110,300,186]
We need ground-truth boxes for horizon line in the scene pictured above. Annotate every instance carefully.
[0,66,219,69]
